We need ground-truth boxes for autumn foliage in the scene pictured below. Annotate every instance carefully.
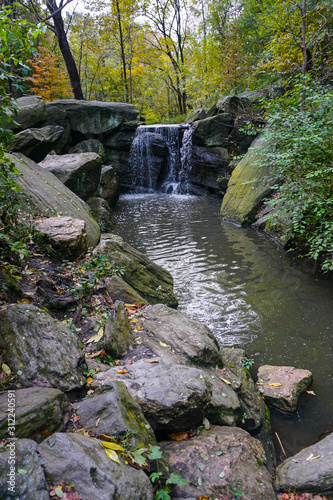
[27,46,73,101]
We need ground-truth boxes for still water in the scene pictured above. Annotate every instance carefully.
[114,193,333,457]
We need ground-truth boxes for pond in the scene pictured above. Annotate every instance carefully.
[114,193,333,459]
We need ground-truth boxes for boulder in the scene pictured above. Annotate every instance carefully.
[9,153,100,249]
[11,125,65,162]
[141,304,223,366]
[35,216,88,259]
[161,426,276,499]
[189,144,229,191]
[46,100,140,135]
[69,138,105,156]
[38,433,153,500]
[91,359,212,432]
[221,134,277,224]
[86,197,116,232]
[204,368,241,426]
[0,303,85,391]
[106,275,147,304]
[94,165,121,206]
[39,152,102,202]
[74,381,156,449]
[275,432,333,495]
[103,130,136,151]
[44,104,71,153]
[7,96,47,131]
[185,108,207,123]
[0,439,49,499]
[256,365,313,413]
[92,234,178,307]
[192,113,233,147]
[103,301,133,358]
[0,388,70,441]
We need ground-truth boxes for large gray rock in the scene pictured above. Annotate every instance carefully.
[106,275,147,304]
[192,113,233,147]
[0,439,49,500]
[46,100,140,135]
[93,234,178,307]
[185,108,207,123]
[11,125,65,162]
[0,388,70,441]
[91,359,212,432]
[94,165,121,206]
[103,301,133,358]
[103,130,136,151]
[74,381,156,449]
[7,96,47,131]
[35,216,88,259]
[187,144,229,192]
[39,152,102,201]
[0,303,85,391]
[8,153,100,249]
[44,104,71,153]
[69,138,105,156]
[38,433,153,500]
[141,304,223,366]
[257,365,313,413]
[221,134,277,224]
[161,426,276,500]
[86,197,116,232]
[275,432,333,495]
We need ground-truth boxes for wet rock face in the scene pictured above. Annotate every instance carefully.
[0,303,85,392]
[35,216,88,260]
[256,365,313,413]
[275,432,333,495]
[0,388,70,441]
[0,439,49,500]
[39,152,102,202]
[38,433,153,500]
[161,426,276,500]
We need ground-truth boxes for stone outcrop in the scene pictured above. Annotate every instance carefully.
[93,234,178,307]
[11,125,65,162]
[0,388,70,441]
[256,365,313,413]
[0,303,85,391]
[8,153,100,249]
[39,152,102,201]
[38,433,153,500]
[161,426,277,499]
[275,432,333,495]
[35,216,88,259]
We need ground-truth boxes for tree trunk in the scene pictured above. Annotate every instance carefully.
[46,0,84,100]
[115,0,129,103]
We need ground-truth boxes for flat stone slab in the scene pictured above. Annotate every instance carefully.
[0,388,70,441]
[35,216,88,259]
[275,432,333,495]
[38,433,153,500]
[161,426,276,499]
[256,365,313,412]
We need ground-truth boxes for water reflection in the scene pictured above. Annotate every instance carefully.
[114,193,333,455]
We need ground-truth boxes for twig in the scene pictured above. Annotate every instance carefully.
[275,432,287,460]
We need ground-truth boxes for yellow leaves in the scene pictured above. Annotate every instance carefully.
[85,328,104,344]
[220,377,231,385]
[268,383,281,387]
[1,364,11,376]
[117,369,127,374]
[101,441,125,452]
[105,449,121,464]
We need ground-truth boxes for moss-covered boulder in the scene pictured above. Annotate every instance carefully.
[93,234,178,307]
[8,153,100,249]
[0,303,85,391]
[0,388,70,441]
[106,275,147,304]
[221,134,277,224]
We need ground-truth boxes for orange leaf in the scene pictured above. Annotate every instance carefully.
[41,429,51,436]
[168,431,189,441]
[306,390,316,395]
[86,377,92,383]
[117,369,127,374]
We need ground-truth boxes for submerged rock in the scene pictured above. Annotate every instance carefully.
[0,388,70,441]
[93,234,178,307]
[38,433,153,500]
[8,153,100,249]
[256,365,313,413]
[0,439,49,499]
[275,432,333,495]
[35,216,88,260]
[0,303,85,392]
[161,426,276,499]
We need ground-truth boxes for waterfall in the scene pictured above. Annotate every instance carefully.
[128,124,193,194]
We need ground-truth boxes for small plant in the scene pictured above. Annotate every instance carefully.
[241,357,254,370]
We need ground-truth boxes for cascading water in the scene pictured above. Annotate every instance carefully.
[128,123,193,194]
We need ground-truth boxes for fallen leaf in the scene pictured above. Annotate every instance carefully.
[117,369,127,374]
[168,431,189,441]
[306,390,316,395]
[159,341,170,348]
[219,471,225,478]
[55,486,63,498]
[85,328,104,344]
[125,448,149,469]
[41,429,51,436]
[203,417,211,430]
[73,415,81,422]
[86,377,93,384]
[124,359,132,366]
[268,383,281,387]
[101,441,125,452]
[1,364,11,375]
[136,325,144,331]
[197,497,209,500]
[90,350,102,359]
[306,454,320,461]
[105,449,120,464]
[219,377,231,385]
[146,359,159,363]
